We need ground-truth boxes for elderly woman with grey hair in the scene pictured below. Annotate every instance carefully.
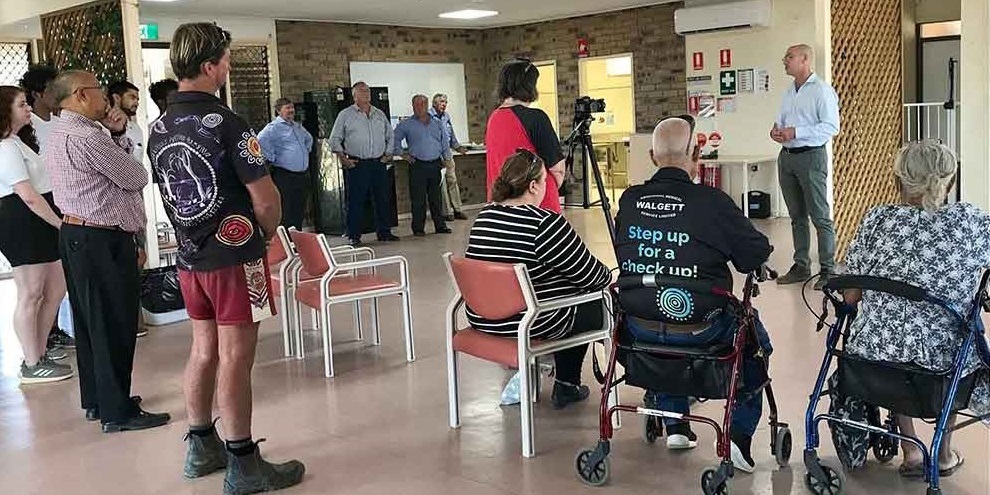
[842,140,990,478]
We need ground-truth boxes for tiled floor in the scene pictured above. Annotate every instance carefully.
[0,210,986,495]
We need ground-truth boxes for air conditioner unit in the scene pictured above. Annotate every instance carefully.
[675,0,772,35]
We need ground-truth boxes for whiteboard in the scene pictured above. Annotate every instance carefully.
[349,61,471,144]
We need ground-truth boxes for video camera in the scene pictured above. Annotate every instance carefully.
[574,96,606,121]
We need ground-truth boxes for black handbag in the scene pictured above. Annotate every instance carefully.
[140,266,186,314]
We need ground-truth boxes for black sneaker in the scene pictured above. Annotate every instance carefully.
[184,427,228,479]
[48,327,75,349]
[775,264,812,285]
[666,422,698,450]
[550,382,590,409]
[376,233,400,242]
[436,227,452,234]
[101,408,171,433]
[223,440,305,494]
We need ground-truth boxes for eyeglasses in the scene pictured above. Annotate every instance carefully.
[656,114,698,154]
[73,85,103,97]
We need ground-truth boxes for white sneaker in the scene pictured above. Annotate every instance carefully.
[729,440,756,473]
[666,423,698,450]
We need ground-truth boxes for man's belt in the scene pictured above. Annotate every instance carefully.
[345,154,383,161]
[273,166,307,174]
[782,145,825,154]
[62,215,122,231]
[413,156,442,162]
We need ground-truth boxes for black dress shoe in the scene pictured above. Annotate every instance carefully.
[102,408,170,433]
[436,227,453,234]
[377,233,400,242]
[86,395,143,421]
[413,231,426,237]
[453,211,468,220]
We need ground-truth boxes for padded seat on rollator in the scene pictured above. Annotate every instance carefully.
[628,340,734,358]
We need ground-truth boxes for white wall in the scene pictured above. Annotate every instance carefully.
[960,0,990,210]
[138,14,275,43]
[916,0,961,23]
[683,0,830,214]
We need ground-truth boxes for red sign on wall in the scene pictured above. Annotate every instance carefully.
[692,52,704,71]
[578,38,589,58]
[688,95,700,114]
[719,49,732,68]
[709,132,723,149]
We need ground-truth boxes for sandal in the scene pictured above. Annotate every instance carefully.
[939,450,965,477]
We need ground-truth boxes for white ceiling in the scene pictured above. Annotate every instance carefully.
[139,0,679,29]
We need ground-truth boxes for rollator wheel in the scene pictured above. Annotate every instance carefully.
[804,464,844,495]
[575,449,610,487]
[641,415,661,444]
[773,426,793,467]
[872,435,898,464]
[701,468,732,495]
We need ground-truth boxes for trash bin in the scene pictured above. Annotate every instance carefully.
[141,266,189,326]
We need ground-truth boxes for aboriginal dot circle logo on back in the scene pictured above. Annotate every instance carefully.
[657,287,694,322]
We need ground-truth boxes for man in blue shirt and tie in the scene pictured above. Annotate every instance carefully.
[394,94,452,236]
[770,44,840,290]
[258,98,314,229]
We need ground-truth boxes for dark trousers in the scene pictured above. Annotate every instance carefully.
[344,159,390,239]
[408,159,447,234]
[59,225,140,423]
[553,301,605,385]
[271,167,308,229]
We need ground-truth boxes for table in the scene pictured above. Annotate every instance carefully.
[701,155,778,218]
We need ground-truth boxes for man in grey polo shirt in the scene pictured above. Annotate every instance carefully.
[329,81,398,246]
[771,44,840,291]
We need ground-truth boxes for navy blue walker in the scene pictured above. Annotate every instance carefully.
[803,272,990,495]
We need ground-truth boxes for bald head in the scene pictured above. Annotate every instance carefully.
[784,44,814,79]
[651,118,694,168]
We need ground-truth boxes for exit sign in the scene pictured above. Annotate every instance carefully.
[140,23,159,41]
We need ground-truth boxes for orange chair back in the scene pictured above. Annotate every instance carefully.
[289,231,330,277]
[266,232,288,266]
[448,256,528,320]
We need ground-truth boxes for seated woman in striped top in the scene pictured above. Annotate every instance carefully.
[465,150,611,409]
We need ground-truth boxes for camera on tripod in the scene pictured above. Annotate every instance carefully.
[573,96,606,122]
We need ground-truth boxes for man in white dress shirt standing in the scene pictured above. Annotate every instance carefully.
[770,44,840,290]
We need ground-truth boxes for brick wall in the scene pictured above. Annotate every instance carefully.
[275,22,488,140]
[275,3,685,139]
[483,3,686,134]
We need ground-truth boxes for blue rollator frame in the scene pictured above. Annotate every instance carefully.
[803,271,990,495]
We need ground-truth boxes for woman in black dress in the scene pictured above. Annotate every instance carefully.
[0,86,71,383]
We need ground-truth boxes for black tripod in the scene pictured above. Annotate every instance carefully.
[562,114,616,239]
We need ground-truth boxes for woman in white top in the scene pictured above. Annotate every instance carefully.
[0,86,72,384]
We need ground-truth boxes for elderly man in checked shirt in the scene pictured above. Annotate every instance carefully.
[45,70,170,433]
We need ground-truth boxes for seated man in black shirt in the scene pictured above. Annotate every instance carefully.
[613,116,773,473]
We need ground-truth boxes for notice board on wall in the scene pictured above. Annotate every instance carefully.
[349,61,470,143]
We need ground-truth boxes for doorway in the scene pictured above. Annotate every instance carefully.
[577,54,635,206]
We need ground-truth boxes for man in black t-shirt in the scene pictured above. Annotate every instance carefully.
[613,117,772,474]
[148,23,304,494]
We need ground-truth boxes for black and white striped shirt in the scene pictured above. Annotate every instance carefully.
[465,204,611,339]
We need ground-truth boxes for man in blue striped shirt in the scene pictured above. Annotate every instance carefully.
[258,98,313,229]
[771,44,840,290]
[394,94,452,236]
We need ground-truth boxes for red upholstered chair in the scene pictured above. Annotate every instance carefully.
[268,227,372,358]
[442,252,616,458]
[290,230,414,377]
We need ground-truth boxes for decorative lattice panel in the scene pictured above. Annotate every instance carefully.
[40,0,125,86]
[0,43,31,86]
[230,45,272,132]
[831,0,903,261]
